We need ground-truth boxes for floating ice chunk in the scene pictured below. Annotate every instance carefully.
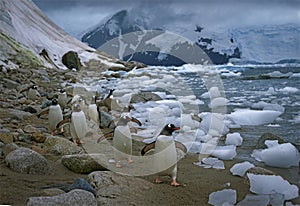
[194,157,225,169]
[200,113,229,135]
[290,73,300,78]
[278,86,299,93]
[251,101,285,113]
[236,194,270,206]
[267,71,292,78]
[180,114,199,129]
[251,142,300,168]
[209,97,228,109]
[289,114,300,124]
[208,189,236,206]
[230,161,255,177]
[208,87,222,99]
[228,109,282,126]
[247,173,299,200]
[225,132,243,146]
[211,145,237,160]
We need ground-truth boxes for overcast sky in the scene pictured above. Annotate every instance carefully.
[33,0,300,39]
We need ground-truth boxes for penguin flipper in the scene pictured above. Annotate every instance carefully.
[175,141,187,153]
[97,132,113,143]
[141,142,156,156]
[56,118,71,129]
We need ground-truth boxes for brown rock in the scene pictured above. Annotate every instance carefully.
[32,133,46,143]
[0,133,14,144]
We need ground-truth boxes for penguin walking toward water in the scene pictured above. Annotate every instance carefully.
[113,116,142,168]
[38,98,63,135]
[141,124,187,187]
[57,104,87,145]
[20,85,41,101]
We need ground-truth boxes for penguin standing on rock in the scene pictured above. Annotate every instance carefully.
[20,85,41,101]
[88,95,100,125]
[57,104,87,145]
[57,89,69,111]
[113,115,142,168]
[141,124,187,187]
[38,98,63,135]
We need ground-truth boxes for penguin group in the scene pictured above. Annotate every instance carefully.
[36,87,187,187]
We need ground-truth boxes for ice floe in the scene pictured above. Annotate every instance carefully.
[225,132,243,146]
[251,140,300,168]
[247,173,299,200]
[208,189,237,206]
[230,161,255,177]
[193,157,225,169]
[227,109,282,126]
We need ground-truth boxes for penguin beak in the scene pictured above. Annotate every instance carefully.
[130,117,142,126]
[172,127,180,131]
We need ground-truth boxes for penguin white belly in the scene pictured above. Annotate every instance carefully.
[58,93,68,109]
[28,89,39,100]
[154,135,177,177]
[70,111,87,140]
[113,125,132,159]
[88,104,99,124]
[48,105,63,131]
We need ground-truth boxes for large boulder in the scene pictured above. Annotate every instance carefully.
[62,51,82,70]
[88,171,153,205]
[255,133,286,149]
[5,147,51,174]
[130,92,162,103]
[27,189,97,206]
[43,135,83,155]
[61,154,107,174]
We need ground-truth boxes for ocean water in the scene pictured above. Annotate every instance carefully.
[97,64,300,182]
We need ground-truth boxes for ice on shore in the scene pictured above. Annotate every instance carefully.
[236,194,270,206]
[208,189,236,206]
[225,132,243,146]
[228,109,282,126]
[211,145,237,160]
[193,157,225,169]
[251,141,300,168]
[247,173,299,200]
[230,161,255,177]
[200,113,229,136]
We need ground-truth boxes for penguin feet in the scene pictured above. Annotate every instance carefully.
[171,179,180,187]
[73,139,84,146]
[155,177,163,184]
[127,158,134,164]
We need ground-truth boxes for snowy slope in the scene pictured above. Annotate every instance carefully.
[80,8,299,64]
[0,0,118,70]
[208,24,300,63]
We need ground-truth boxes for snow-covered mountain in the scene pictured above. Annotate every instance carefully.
[81,9,300,65]
[0,0,121,70]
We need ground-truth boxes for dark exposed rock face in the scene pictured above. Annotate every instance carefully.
[62,51,82,70]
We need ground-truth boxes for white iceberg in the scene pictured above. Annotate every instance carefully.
[208,189,236,206]
[251,141,300,168]
[230,161,255,177]
[225,132,243,146]
[247,173,299,200]
[228,109,282,126]
[211,145,237,160]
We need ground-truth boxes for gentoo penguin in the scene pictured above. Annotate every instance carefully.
[113,115,142,168]
[69,95,88,116]
[20,85,41,101]
[57,89,68,111]
[38,98,63,135]
[141,124,187,186]
[57,104,87,145]
[88,95,100,125]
